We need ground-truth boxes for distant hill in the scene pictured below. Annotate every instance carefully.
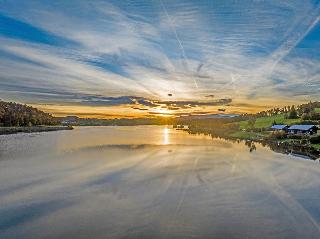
[57,115,172,126]
[57,114,239,126]
[0,100,57,127]
[178,114,239,120]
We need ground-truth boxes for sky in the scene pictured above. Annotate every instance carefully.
[0,0,319,118]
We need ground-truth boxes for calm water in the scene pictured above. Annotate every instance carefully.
[0,126,320,238]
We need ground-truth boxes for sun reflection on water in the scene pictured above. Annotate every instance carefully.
[163,127,170,145]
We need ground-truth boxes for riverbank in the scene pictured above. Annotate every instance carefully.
[185,127,320,159]
[230,132,320,160]
[0,125,73,135]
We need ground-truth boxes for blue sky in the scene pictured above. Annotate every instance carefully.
[0,0,319,117]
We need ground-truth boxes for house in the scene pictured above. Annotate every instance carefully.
[287,125,318,135]
[61,116,79,125]
[270,124,289,131]
[173,124,187,129]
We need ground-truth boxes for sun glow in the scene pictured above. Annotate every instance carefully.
[151,108,174,117]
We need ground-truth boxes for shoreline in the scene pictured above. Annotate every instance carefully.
[184,127,320,160]
[228,132,320,159]
[0,125,73,135]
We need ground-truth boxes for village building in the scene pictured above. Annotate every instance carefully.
[61,116,79,125]
[287,125,318,135]
[270,125,289,131]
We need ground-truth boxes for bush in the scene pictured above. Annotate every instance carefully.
[288,109,298,119]
[287,134,303,140]
[301,112,320,120]
[251,128,261,132]
[269,131,287,139]
[301,120,319,125]
[310,135,320,144]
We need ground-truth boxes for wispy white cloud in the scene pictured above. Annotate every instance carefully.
[0,0,319,114]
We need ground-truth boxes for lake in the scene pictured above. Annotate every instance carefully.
[0,126,320,238]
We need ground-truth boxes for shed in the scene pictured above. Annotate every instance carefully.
[270,125,289,131]
[287,125,318,135]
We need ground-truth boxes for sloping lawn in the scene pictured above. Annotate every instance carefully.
[229,131,271,140]
[238,114,301,130]
[229,131,260,139]
[314,108,320,113]
[311,144,320,150]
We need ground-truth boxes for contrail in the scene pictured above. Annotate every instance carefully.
[268,6,320,74]
[158,0,199,88]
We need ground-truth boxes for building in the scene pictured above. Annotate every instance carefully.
[287,125,318,135]
[270,125,289,131]
[61,116,79,125]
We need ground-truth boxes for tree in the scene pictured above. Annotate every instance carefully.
[247,117,256,129]
[288,105,298,119]
[0,100,57,127]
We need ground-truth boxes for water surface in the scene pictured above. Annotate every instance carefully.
[0,126,320,238]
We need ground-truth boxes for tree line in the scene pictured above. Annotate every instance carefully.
[0,100,57,127]
[241,101,320,120]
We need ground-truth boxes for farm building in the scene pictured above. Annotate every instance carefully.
[270,125,289,131]
[287,125,318,135]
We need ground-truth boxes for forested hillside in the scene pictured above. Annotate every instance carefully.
[0,100,57,127]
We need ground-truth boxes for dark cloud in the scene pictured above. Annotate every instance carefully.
[0,83,232,111]
[82,96,161,108]
[195,64,214,79]
[178,113,239,119]
[154,98,232,108]
[167,106,180,110]
[81,96,232,110]
[197,63,204,73]
[81,96,138,106]
[171,111,211,116]
[0,83,87,104]
[131,107,149,111]
[135,98,159,107]
[54,112,127,118]
[230,102,256,107]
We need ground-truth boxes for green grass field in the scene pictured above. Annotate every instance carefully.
[315,108,320,113]
[311,144,320,150]
[229,131,271,140]
[238,114,301,130]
